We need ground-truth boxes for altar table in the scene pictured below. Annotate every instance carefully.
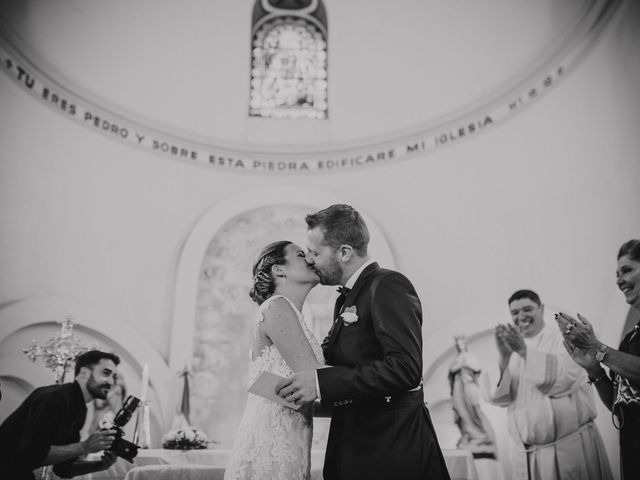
[79,447,478,480]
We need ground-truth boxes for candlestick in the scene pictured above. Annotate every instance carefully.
[142,401,151,448]
[140,364,149,401]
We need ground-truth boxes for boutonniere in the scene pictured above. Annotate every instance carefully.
[341,306,359,327]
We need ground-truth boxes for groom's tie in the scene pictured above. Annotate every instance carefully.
[337,286,350,295]
[335,286,350,312]
[322,286,351,352]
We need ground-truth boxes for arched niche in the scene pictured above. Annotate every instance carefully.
[169,187,395,445]
[0,297,173,446]
[424,328,511,478]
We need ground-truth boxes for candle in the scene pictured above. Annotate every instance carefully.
[142,402,151,448]
[140,364,149,401]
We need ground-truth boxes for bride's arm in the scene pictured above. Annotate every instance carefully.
[262,297,323,371]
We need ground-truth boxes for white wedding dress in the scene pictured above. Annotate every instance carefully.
[224,295,325,480]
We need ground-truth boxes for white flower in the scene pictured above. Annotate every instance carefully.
[162,426,209,449]
[341,306,358,326]
[98,412,115,429]
[183,429,196,442]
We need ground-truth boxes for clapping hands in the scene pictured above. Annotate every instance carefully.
[495,323,526,358]
[555,312,599,350]
[555,312,601,371]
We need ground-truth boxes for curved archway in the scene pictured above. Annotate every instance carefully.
[0,297,174,442]
[169,187,395,369]
[169,187,395,444]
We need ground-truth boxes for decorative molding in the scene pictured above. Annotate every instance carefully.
[0,0,623,173]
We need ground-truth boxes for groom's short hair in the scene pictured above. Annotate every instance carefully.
[306,204,369,256]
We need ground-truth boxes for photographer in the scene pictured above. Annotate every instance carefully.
[0,350,121,479]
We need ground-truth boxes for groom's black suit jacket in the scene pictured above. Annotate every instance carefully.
[317,262,450,480]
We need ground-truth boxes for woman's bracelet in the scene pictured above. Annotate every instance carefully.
[587,371,608,385]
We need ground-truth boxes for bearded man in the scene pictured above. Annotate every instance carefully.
[0,350,121,479]
[276,204,450,480]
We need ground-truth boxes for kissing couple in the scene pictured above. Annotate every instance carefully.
[224,204,451,480]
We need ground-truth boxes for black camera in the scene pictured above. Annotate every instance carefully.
[104,395,140,462]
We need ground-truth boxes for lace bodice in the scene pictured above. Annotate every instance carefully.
[224,295,325,480]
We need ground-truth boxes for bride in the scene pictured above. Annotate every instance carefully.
[224,240,325,480]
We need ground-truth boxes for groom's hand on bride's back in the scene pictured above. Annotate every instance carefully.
[275,371,318,405]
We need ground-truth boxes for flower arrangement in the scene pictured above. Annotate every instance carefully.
[161,427,209,450]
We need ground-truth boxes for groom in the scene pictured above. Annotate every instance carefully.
[276,204,450,480]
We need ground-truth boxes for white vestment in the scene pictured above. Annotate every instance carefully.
[484,323,613,480]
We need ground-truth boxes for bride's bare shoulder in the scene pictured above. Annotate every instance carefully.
[262,296,297,322]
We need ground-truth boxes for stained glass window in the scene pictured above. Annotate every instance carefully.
[250,17,328,119]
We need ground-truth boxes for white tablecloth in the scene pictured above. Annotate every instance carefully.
[442,449,479,480]
[124,464,224,480]
[79,447,478,480]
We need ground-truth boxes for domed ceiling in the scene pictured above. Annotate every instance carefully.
[0,0,622,167]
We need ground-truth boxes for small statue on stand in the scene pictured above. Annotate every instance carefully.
[448,336,496,459]
[161,363,212,450]
[173,363,192,430]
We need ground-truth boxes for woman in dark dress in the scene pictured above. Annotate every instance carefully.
[556,239,640,479]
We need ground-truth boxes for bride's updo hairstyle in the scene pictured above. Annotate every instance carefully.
[249,240,292,305]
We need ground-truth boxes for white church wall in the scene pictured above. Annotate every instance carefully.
[0,2,638,476]
[0,0,609,145]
